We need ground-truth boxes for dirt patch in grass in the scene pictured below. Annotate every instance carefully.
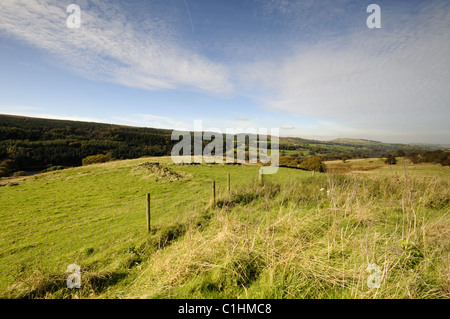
[326,164,382,174]
[134,162,182,181]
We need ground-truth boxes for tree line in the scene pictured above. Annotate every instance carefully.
[0,115,174,176]
[0,115,447,177]
[405,150,450,166]
[0,115,273,176]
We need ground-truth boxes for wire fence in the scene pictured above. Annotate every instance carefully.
[0,180,216,293]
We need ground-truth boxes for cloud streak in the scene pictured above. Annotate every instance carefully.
[0,0,232,94]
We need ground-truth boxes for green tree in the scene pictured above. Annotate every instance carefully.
[298,156,326,172]
[82,153,112,166]
[395,149,405,157]
[385,154,397,165]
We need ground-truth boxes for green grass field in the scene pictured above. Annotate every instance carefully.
[0,157,449,298]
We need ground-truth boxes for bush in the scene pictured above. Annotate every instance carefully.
[68,142,81,147]
[395,149,405,157]
[406,150,450,166]
[82,153,112,166]
[384,155,397,165]
[0,160,12,177]
[13,171,27,177]
[441,157,450,166]
[298,156,326,172]
[279,156,301,168]
[41,166,66,173]
[0,168,9,177]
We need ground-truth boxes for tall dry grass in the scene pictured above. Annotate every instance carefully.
[4,167,449,299]
[124,170,449,299]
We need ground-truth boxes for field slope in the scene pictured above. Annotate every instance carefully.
[0,158,449,298]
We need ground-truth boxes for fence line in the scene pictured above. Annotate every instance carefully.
[0,172,248,292]
[1,174,236,247]
[1,185,209,241]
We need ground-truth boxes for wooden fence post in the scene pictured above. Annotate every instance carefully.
[312,170,315,177]
[212,180,216,205]
[227,173,230,193]
[146,193,151,233]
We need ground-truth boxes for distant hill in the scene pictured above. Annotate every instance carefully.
[328,138,450,149]
[328,138,384,145]
[0,114,446,175]
[412,143,450,149]
[279,136,442,151]
[0,114,174,175]
[276,136,449,168]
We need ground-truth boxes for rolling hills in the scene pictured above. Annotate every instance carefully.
[1,114,446,176]
[1,156,449,298]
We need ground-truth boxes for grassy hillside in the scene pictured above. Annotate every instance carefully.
[1,158,449,298]
[329,138,385,145]
[0,158,311,297]
[278,136,446,162]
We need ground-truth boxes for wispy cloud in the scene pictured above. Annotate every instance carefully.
[246,2,450,139]
[1,1,448,144]
[280,125,295,129]
[183,0,195,34]
[0,0,232,94]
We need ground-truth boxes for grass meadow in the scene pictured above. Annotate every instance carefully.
[0,157,449,298]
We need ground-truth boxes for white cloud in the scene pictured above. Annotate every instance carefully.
[280,125,295,129]
[245,2,450,139]
[1,1,448,144]
[0,0,232,95]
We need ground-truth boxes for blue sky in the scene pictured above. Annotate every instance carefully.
[0,0,449,144]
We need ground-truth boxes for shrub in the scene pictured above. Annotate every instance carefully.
[68,142,81,147]
[279,156,301,168]
[298,156,326,172]
[41,166,66,173]
[0,167,9,177]
[405,150,450,166]
[395,149,405,157]
[384,154,397,165]
[13,171,27,177]
[441,157,450,166]
[82,153,112,166]
[0,160,12,177]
